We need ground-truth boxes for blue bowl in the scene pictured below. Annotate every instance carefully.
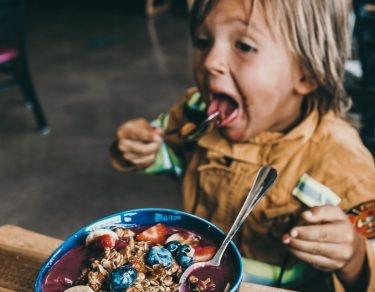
[35,208,243,291]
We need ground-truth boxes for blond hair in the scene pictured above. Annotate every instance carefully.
[190,0,357,125]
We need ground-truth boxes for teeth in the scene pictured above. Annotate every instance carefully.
[85,229,118,246]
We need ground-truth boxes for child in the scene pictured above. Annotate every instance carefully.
[111,0,375,291]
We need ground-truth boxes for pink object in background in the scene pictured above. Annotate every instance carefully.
[0,47,18,64]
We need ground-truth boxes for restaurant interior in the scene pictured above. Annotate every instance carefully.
[0,0,193,238]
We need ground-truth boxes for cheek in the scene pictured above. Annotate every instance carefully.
[237,62,294,111]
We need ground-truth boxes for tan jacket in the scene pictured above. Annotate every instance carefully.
[113,88,375,291]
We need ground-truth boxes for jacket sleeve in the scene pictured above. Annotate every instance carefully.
[333,240,375,292]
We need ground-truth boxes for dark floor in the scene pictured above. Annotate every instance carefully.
[0,9,194,238]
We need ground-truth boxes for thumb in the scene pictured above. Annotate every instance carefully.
[302,205,346,224]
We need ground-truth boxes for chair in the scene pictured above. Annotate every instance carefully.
[346,83,375,154]
[352,0,375,88]
[186,0,195,11]
[0,0,49,134]
[345,1,375,155]
[145,0,171,17]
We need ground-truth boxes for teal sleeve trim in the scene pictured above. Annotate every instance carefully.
[142,91,207,178]
[143,142,184,177]
[142,113,185,178]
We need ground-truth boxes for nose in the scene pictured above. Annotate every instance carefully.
[203,44,227,76]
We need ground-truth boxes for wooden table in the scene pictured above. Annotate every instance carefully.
[0,225,290,292]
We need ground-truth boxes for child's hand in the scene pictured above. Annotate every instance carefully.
[282,205,367,285]
[116,118,163,169]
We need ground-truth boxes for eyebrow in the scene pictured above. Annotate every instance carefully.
[197,15,266,41]
[230,18,265,38]
[233,19,263,34]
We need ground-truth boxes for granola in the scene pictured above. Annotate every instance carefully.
[51,223,228,292]
[75,228,183,291]
[188,276,216,292]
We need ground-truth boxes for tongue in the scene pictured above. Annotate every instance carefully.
[207,94,237,122]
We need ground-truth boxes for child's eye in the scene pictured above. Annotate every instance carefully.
[193,37,211,51]
[235,41,256,53]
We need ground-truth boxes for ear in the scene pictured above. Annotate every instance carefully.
[294,75,318,96]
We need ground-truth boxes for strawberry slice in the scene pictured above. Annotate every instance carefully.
[99,234,116,249]
[136,223,168,245]
[193,246,216,262]
[85,229,118,248]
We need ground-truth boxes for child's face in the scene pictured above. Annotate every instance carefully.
[194,0,307,142]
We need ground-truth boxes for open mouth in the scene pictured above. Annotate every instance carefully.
[207,93,239,127]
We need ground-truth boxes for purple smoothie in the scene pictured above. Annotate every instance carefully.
[42,246,92,292]
[180,264,233,292]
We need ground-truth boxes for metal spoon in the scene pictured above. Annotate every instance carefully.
[165,111,220,143]
[179,165,278,290]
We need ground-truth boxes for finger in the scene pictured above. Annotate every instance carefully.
[131,154,157,169]
[283,236,352,261]
[117,119,161,143]
[288,222,354,243]
[122,148,158,161]
[289,248,344,271]
[118,139,161,156]
[123,152,145,161]
[126,126,160,143]
[302,205,347,224]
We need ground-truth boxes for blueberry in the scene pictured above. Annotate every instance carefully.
[109,265,137,292]
[176,253,193,268]
[177,244,194,257]
[145,246,173,267]
[165,241,181,255]
[175,244,194,269]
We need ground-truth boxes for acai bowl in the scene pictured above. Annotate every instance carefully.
[35,208,243,292]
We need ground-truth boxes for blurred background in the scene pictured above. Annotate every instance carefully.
[0,0,373,239]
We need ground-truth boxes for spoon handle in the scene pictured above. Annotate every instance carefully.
[210,165,277,266]
[163,111,220,142]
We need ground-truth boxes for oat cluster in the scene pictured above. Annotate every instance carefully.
[188,276,215,292]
